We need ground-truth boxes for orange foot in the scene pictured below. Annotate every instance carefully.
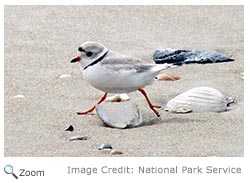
[77,92,108,116]
[138,88,161,117]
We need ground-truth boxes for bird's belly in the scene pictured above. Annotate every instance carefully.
[83,64,154,93]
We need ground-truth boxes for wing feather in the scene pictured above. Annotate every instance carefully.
[101,52,154,73]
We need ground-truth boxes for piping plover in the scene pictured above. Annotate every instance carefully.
[71,41,174,117]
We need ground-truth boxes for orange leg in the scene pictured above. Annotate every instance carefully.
[77,93,108,115]
[138,88,161,117]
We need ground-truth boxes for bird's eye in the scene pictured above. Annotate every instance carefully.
[86,52,93,57]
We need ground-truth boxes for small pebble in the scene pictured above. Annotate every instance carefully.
[13,94,25,98]
[69,135,89,141]
[98,143,113,150]
[64,124,74,132]
[110,150,123,155]
[59,74,71,79]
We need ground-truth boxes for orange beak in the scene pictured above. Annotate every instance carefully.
[71,56,81,63]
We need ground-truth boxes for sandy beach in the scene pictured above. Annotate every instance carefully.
[4,5,243,157]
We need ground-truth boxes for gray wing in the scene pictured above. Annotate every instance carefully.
[101,52,154,73]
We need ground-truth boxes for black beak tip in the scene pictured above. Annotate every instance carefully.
[70,56,81,63]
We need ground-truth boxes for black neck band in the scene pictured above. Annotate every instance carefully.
[84,51,109,70]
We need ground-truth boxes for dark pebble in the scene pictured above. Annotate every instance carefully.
[64,124,74,132]
[69,136,89,141]
[98,143,113,150]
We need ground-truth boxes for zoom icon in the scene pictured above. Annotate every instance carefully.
[4,165,18,179]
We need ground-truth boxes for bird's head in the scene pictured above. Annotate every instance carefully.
[71,41,108,70]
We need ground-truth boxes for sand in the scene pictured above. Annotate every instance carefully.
[4,5,243,157]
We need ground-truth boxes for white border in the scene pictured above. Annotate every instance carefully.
[1,0,249,182]
[2,0,246,5]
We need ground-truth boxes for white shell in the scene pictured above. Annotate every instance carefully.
[110,150,123,155]
[96,103,143,129]
[13,94,25,98]
[105,93,130,102]
[59,74,71,79]
[241,72,244,79]
[165,87,229,113]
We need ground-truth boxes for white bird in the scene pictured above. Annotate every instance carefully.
[71,41,174,117]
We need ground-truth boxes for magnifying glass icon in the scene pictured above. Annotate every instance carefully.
[4,165,18,179]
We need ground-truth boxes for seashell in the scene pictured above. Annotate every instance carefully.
[225,97,235,107]
[110,150,123,155]
[105,93,130,102]
[13,94,25,98]
[241,72,244,79]
[69,135,89,141]
[155,72,180,81]
[64,124,74,132]
[59,74,71,79]
[98,143,113,150]
[165,87,232,113]
[96,103,144,129]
